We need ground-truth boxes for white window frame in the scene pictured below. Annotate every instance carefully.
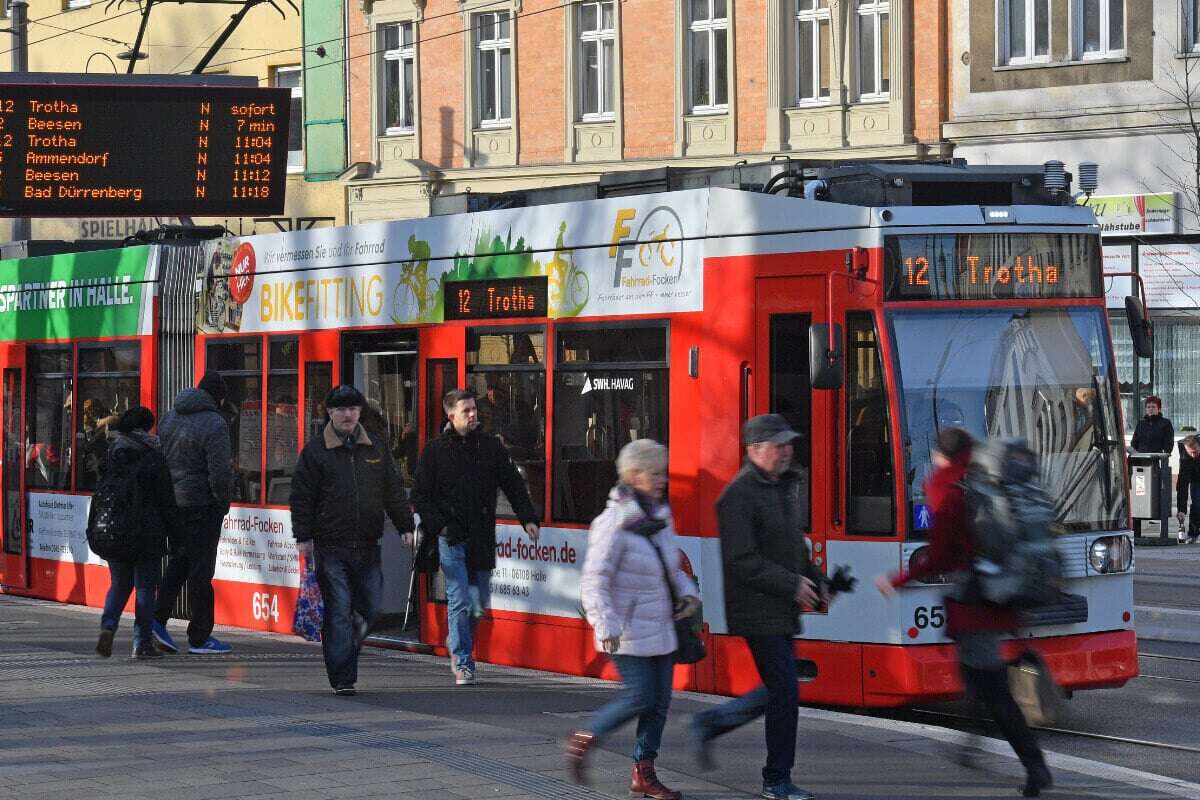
[66,0,90,9]
[688,0,729,114]
[796,0,832,104]
[1000,0,1051,65]
[577,1,616,121]
[1075,0,1125,59]
[474,11,513,129]
[1184,0,1200,53]
[273,65,304,174]
[856,0,889,100]
[381,22,417,134]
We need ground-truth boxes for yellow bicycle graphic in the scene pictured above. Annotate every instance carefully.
[546,221,589,316]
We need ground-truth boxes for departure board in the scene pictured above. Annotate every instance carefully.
[0,82,291,217]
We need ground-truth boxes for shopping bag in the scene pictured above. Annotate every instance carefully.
[293,554,323,642]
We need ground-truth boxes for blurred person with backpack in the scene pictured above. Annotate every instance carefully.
[875,428,1052,797]
[91,407,178,660]
[1177,435,1200,544]
[152,372,235,655]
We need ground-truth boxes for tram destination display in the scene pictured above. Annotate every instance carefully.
[884,233,1101,300]
[0,82,290,216]
[444,276,548,320]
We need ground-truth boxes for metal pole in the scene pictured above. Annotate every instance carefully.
[9,0,29,243]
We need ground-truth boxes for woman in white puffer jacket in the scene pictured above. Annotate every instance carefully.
[565,440,699,800]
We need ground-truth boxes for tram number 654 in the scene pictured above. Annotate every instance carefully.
[252,592,280,622]
[913,605,945,630]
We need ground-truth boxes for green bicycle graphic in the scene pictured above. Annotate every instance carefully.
[391,234,441,323]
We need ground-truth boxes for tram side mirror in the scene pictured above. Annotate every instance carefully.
[809,324,844,390]
[1125,296,1154,360]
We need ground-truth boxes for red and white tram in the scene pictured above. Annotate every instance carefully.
[0,161,1139,706]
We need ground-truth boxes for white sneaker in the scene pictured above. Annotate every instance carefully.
[454,666,475,686]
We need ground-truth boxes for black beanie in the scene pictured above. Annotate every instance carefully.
[325,384,367,409]
[115,406,156,434]
[198,371,227,404]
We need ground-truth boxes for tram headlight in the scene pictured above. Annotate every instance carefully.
[1088,535,1133,574]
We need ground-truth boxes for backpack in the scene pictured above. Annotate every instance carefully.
[86,454,143,561]
[960,438,1063,609]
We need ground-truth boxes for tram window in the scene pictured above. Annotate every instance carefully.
[467,329,546,519]
[207,340,263,503]
[425,359,458,443]
[26,346,73,491]
[304,362,332,445]
[846,313,894,534]
[769,314,811,529]
[553,324,669,524]
[266,338,299,505]
[77,343,141,491]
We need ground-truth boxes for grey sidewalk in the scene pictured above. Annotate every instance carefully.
[0,595,1193,800]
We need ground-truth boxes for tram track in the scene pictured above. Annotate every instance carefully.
[894,708,1200,755]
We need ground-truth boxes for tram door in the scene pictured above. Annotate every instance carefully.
[754,277,832,585]
[0,345,27,588]
[342,333,422,643]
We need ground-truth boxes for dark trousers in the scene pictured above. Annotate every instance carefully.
[314,549,382,689]
[154,504,225,647]
[101,555,162,648]
[957,632,1044,771]
[1188,507,1200,538]
[698,634,798,785]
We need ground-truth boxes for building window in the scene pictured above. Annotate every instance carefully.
[1187,0,1200,52]
[475,11,513,128]
[1076,0,1124,58]
[466,329,545,519]
[856,0,889,98]
[552,325,668,524]
[796,0,831,103]
[578,1,616,119]
[1001,0,1049,64]
[382,22,417,133]
[689,0,728,113]
[273,66,303,172]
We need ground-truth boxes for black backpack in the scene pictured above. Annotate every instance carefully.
[960,438,1063,609]
[86,454,143,561]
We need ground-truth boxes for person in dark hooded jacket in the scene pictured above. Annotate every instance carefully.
[95,406,178,660]
[152,372,235,655]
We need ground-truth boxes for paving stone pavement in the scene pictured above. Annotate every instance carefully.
[0,594,1194,800]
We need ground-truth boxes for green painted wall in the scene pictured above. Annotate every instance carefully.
[302,0,348,181]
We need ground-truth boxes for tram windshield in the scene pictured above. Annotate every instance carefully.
[889,307,1127,535]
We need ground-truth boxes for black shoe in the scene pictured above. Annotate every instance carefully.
[690,714,716,771]
[135,643,164,660]
[95,629,114,658]
[1020,762,1053,797]
[334,685,357,696]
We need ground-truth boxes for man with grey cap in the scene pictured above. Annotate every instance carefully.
[691,413,828,800]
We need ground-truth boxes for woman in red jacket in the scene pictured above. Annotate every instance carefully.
[876,427,1052,797]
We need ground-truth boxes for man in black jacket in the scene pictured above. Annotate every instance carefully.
[1177,436,1200,544]
[692,414,827,800]
[153,372,234,655]
[411,388,539,686]
[289,384,415,695]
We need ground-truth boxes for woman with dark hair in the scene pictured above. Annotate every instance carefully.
[876,427,1052,797]
[95,406,179,660]
[1131,395,1174,454]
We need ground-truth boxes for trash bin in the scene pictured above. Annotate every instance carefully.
[1130,452,1173,543]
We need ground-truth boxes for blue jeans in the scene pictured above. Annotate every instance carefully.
[101,556,162,649]
[696,635,798,785]
[439,538,491,670]
[587,653,675,762]
[314,550,382,689]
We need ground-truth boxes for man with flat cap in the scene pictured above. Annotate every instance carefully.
[691,413,828,800]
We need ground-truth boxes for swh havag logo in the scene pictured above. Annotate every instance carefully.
[608,205,685,289]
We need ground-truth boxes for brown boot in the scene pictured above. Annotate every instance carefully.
[630,759,682,800]
[564,730,594,785]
